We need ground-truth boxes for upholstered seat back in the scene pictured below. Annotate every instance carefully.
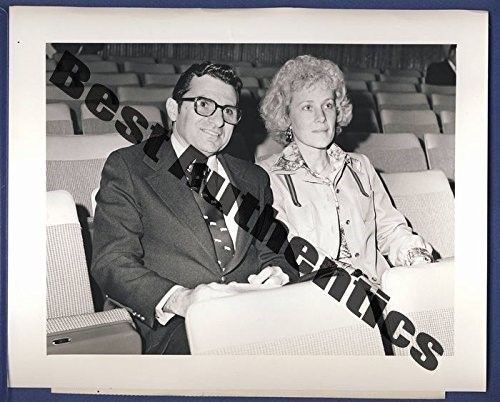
[46,190,94,318]
[380,170,454,259]
[46,134,131,218]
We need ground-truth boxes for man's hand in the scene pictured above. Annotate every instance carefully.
[164,267,289,317]
[165,282,265,317]
[248,266,290,286]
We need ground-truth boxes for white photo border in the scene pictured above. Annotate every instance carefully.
[8,6,487,395]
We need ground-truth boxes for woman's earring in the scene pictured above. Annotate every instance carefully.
[285,126,294,143]
[335,125,343,135]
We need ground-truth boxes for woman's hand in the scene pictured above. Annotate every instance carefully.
[406,247,434,266]
[248,266,290,286]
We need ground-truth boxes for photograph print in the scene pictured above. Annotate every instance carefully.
[45,42,456,367]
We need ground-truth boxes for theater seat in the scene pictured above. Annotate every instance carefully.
[336,133,427,173]
[380,170,454,259]
[419,84,456,96]
[346,80,369,92]
[143,73,180,87]
[348,91,377,110]
[46,85,91,131]
[440,111,456,134]
[240,76,260,89]
[254,136,285,162]
[430,94,455,114]
[87,73,140,87]
[369,82,417,93]
[106,55,156,64]
[257,88,267,99]
[343,66,380,74]
[186,281,386,355]
[46,59,57,71]
[424,134,455,182]
[380,110,440,138]
[159,58,198,66]
[379,74,420,85]
[383,68,422,78]
[123,62,176,75]
[53,53,103,63]
[215,60,254,68]
[46,103,75,135]
[46,190,141,354]
[85,61,119,73]
[236,66,279,78]
[117,86,173,109]
[381,259,454,357]
[46,134,132,220]
[345,72,377,82]
[376,92,430,111]
[81,104,164,137]
[176,64,193,73]
[261,77,272,89]
[343,108,380,133]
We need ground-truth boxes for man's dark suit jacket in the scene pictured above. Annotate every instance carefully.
[91,135,297,353]
[424,60,456,86]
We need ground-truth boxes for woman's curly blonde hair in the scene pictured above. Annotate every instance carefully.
[260,55,353,145]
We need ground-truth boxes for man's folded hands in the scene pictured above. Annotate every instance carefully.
[165,266,289,317]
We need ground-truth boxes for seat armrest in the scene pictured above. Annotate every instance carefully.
[47,309,142,354]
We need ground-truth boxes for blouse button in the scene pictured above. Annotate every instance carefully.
[336,188,340,193]
[354,252,360,258]
[346,220,350,225]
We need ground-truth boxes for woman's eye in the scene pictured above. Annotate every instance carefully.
[302,104,312,111]
[324,102,334,109]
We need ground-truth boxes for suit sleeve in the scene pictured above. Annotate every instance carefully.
[361,155,433,266]
[252,170,300,282]
[91,151,176,328]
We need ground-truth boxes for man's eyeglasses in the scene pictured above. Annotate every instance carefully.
[181,96,242,125]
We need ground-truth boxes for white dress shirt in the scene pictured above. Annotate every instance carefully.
[155,133,240,325]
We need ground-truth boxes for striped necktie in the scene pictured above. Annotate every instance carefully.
[186,160,235,270]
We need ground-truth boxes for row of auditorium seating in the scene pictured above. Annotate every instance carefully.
[46,66,455,95]
[46,74,455,108]
[46,98,455,138]
[46,132,455,232]
[47,53,430,77]
[47,188,454,355]
[46,56,455,136]
[338,132,454,180]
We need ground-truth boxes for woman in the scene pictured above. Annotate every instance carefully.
[258,55,433,284]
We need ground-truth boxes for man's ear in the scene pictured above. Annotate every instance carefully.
[166,98,179,123]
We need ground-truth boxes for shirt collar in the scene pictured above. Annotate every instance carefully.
[270,140,345,173]
[269,140,363,183]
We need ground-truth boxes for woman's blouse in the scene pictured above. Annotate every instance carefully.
[258,141,433,284]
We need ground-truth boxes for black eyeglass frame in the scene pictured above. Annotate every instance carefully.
[181,96,242,125]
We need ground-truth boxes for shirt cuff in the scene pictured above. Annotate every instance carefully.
[155,285,186,326]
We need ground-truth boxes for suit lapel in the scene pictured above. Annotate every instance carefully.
[143,139,220,274]
[218,154,257,275]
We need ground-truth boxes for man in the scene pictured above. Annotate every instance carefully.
[424,45,456,86]
[91,62,297,355]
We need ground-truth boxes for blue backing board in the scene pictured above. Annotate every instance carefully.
[1,0,499,400]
